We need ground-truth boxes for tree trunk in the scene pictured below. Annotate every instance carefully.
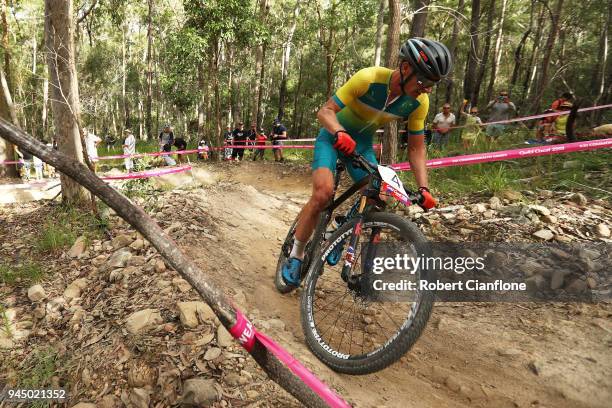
[486,0,507,101]
[475,0,495,107]
[145,0,153,140]
[529,0,564,113]
[463,0,481,105]
[197,62,206,138]
[382,0,400,165]
[409,0,430,38]
[591,3,610,124]
[256,43,267,128]
[522,3,545,102]
[212,40,222,148]
[510,1,534,89]
[42,77,49,138]
[0,69,16,177]
[291,52,304,135]
[278,0,300,121]
[122,22,128,127]
[444,0,465,103]
[250,0,268,128]
[374,0,386,66]
[1,0,11,94]
[44,0,88,205]
[227,45,234,126]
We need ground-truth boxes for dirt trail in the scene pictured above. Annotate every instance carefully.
[187,161,611,408]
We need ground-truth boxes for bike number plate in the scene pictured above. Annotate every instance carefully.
[377,165,410,205]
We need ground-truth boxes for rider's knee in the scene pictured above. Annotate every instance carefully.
[311,185,334,210]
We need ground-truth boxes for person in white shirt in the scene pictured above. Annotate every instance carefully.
[33,155,44,180]
[122,129,136,172]
[431,103,456,147]
[84,127,102,172]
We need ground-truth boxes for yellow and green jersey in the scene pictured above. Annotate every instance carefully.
[332,66,429,139]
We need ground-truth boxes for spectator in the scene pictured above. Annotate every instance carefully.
[271,118,287,162]
[174,136,188,163]
[552,101,574,138]
[159,123,176,166]
[460,101,483,149]
[122,129,136,172]
[484,90,516,139]
[197,139,209,160]
[550,92,574,110]
[246,123,258,158]
[14,146,33,182]
[253,127,267,161]
[84,127,102,172]
[223,125,233,160]
[231,122,247,161]
[33,155,44,181]
[105,134,117,152]
[431,103,456,147]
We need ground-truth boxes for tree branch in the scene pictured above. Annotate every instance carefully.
[77,0,98,24]
[0,118,334,408]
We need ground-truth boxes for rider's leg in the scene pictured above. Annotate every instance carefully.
[294,167,335,244]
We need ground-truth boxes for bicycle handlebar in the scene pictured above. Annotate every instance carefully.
[348,153,425,206]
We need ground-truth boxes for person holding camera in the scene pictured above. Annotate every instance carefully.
[484,90,516,139]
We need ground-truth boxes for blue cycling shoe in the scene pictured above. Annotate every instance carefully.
[282,257,303,287]
[326,241,346,266]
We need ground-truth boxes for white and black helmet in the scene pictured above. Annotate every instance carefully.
[399,38,453,82]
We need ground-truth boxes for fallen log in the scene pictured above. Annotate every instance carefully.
[0,118,341,408]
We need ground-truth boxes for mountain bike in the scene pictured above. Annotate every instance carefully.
[275,154,434,374]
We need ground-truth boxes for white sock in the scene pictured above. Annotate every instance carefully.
[290,238,307,260]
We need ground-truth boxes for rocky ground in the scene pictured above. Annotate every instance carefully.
[0,160,610,408]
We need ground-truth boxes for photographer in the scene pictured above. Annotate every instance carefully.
[484,91,516,139]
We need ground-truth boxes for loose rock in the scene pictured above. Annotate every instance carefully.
[570,192,588,206]
[181,378,219,406]
[177,302,215,328]
[27,285,46,302]
[126,309,163,334]
[112,234,133,250]
[533,229,554,241]
[129,388,150,408]
[67,236,87,258]
[596,223,610,238]
[216,325,233,348]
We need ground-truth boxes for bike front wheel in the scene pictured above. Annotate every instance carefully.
[300,212,434,374]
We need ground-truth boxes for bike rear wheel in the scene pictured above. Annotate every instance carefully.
[300,212,434,374]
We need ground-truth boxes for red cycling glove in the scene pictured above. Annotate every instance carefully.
[333,131,357,155]
[418,187,437,210]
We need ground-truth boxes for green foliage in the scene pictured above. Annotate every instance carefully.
[35,205,104,253]
[0,262,44,286]
[15,347,61,407]
[36,224,77,252]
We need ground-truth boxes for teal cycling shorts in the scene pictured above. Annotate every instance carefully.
[312,128,378,182]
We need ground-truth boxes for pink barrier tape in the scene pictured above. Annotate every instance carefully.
[391,138,612,171]
[255,332,351,408]
[99,165,192,180]
[0,160,24,165]
[229,309,256,352]
[229,310,350,408]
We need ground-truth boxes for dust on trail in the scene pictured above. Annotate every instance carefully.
[187,160,611,408]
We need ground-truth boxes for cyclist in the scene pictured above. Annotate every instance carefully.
[281,37,451,287]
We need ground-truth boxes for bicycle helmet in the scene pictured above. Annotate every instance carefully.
[399,38,453,82]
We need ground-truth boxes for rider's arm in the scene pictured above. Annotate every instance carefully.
[317,99,344,134]
[406,94,429,189]
[408,135,428,189]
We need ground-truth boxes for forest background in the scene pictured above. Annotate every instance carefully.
[0,0,610,172]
